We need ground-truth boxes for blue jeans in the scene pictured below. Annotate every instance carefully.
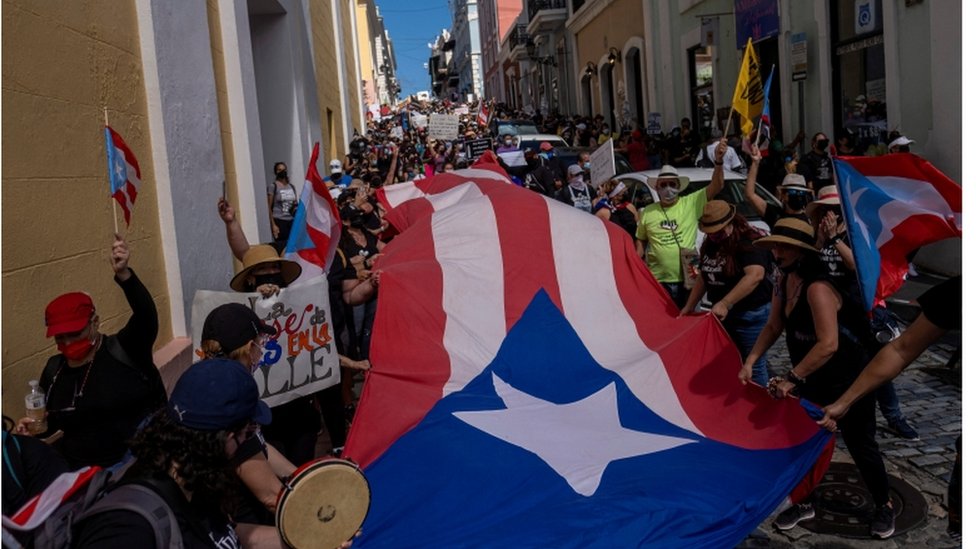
[876,380,904,423]
[723,302,771,386]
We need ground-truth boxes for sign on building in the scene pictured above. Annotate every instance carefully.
[854,0,877,35]
[791,33,808,81]
[734,0,780,49]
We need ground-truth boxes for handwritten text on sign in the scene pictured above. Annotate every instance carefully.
[191,275,339,407]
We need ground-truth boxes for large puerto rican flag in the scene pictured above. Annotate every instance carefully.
[104,126,141,225]
[344,159,833,547]
[834,154,962,310]
[284,142,342,282]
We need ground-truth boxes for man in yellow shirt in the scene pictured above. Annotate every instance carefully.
[636,139,728,306]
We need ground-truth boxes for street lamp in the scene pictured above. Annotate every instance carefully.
[585,62,596,77]
[608,47,619,66]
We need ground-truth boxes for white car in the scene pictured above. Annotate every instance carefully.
[513,134,570,152]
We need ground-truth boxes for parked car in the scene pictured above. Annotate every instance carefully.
[613,167,782,236]
[550,146,634,181]
[491,119,540,137]
[513,134,570,152]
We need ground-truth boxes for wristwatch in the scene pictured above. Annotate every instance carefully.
[786,370,806,386]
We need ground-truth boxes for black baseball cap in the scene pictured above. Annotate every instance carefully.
[168,358,272,430]
[201,303,275,354]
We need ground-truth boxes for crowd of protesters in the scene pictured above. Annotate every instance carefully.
[3,95,959,546]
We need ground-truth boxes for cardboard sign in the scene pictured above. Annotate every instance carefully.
[464,138,493,159]
[191,275,340,407]
[588,138,616,187]
[410,112,428,129]
[428,113,460,140]
[454,105,470,115]
[390,126,404,140]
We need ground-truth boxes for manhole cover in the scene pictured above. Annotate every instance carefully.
[797,462,927,538]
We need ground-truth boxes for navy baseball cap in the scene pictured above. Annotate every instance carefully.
[168,358,272,431]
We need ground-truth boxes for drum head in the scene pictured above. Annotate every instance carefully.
[277,460,370,549]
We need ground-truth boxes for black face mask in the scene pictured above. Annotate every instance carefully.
[251,273,286,289]
[276,170,288,181]
[815,139,829,151]
[786,193,811,212]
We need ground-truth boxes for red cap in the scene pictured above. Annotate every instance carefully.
[539,142,554,151]
[45,292,94,337]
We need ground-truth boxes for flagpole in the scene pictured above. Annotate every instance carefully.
[104,107,119,235]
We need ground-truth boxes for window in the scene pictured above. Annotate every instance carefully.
[688,46,714,137]
[832,0,887,155]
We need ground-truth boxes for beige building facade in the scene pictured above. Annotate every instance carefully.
[2,0,365,418]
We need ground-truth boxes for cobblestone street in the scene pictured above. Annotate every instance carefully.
[751,334,962,548]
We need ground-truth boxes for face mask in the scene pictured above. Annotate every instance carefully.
[707,230,728,242]
[252,273,286,288]
[603,129,610,135]
[776,257,799,274]
[504,140,513,146]
[59,333,96,361]
[583,162,591,170]
[276,170,288,180]
[816,139,829,151]
[786,193,810,211]
[659,186,680,202]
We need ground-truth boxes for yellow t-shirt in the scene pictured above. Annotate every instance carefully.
[635,188,708,283]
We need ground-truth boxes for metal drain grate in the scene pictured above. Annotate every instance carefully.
[797,462,928,539]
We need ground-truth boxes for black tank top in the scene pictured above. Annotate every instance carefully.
[782,274,871,404]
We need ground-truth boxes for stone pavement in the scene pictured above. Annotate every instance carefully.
[747,332,962,549]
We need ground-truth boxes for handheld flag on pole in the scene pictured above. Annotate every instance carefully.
[757,65,776,156]
[103,126,142,227]
[833,154,962,311]
[283,142,342,282]
[477,99,490,127]
[729,38,763,136]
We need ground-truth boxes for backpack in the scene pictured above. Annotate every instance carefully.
[2,466,183,549]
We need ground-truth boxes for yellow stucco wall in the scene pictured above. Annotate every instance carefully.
[206,0,238,214]
[1,0,172,418]
[574,0,645,117]
[310,1,343,159]
[341,0,363,134]
[356,0,375,106]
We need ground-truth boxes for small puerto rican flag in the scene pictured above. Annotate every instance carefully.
[104,126,142,225]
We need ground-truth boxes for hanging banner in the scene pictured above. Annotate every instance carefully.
[191,274,340,407]
[734,0,780,49]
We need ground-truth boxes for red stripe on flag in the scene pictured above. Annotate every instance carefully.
[113,189,132,225]
[344,220,450,468]
[107,127,141,180]
[840,154,961,211]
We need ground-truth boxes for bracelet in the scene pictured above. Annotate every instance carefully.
[786,370,805,385]
[827,234,842,246]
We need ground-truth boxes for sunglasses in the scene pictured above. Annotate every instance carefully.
[657,179,680,189]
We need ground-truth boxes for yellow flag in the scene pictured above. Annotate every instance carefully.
[731,38,763,135]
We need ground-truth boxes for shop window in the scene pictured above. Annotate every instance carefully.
[688,45,714,137]
[832,0,888,155]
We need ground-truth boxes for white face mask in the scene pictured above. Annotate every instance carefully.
[659,186,680,202]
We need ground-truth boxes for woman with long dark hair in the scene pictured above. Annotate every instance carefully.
[743,217,894,539]
[680,200,773,385]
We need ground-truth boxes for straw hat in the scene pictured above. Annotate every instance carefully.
[805,185,841,218]
[650,165,690,192]
[754,217,819,252]
[229,244,302,292]
[699,200,736,234]
[776,173,813,194]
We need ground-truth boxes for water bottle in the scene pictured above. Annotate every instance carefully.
[24,380,47,435]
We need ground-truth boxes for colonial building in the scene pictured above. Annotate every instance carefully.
[1,0,369,417]
[449,0,484,101]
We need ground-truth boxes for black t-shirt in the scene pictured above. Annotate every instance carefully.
[73,474,241,549]
[817,232,858,297]
[797,150,833,191]
[40,272,165,469]
[916,276,961,331]
[699,238,773,312]
[1,432,69,516]
[339,232,381,281]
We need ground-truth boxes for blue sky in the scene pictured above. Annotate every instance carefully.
[375,0,452,97]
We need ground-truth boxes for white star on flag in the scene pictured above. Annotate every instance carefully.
[453,374,697,496]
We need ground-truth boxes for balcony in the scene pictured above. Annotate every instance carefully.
[506,24,531,61]
[527,0,568,35]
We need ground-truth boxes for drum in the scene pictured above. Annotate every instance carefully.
[276,458,370,549]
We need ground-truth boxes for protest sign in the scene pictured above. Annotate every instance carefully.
[588,138,616,187]
[453,105,470,115]
[464,138,493,159]
[390,126,404,140]
[411,112,428,129]
[428,113,459,140]
[191,274,340,407]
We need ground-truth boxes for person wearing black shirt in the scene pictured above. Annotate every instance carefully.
[681,201,773,385]
[743,144,812,228]
[745,218,894,539]
[73,359,274,548]
[797,132,834,191]
[16,234,165,469]
[1,428,68,516]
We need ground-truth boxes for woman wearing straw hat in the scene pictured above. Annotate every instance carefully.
[743,217,895,539]
[680,200,773,385]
